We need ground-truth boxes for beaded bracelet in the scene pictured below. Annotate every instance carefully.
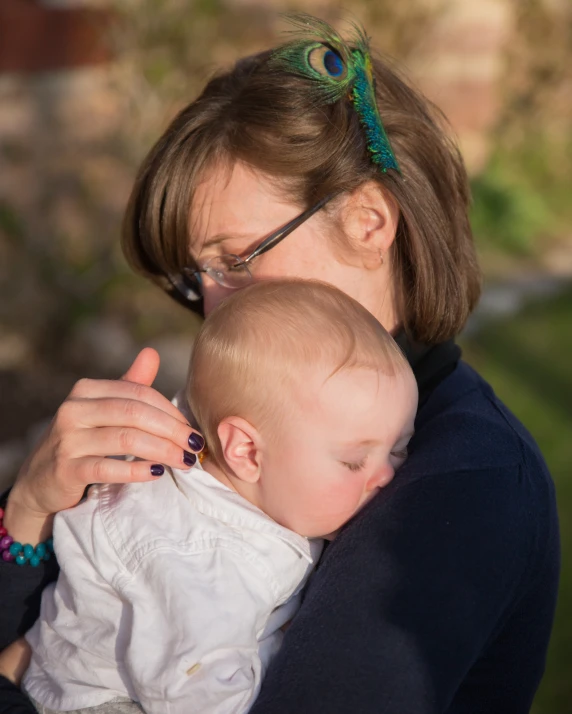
[0,507,54,566]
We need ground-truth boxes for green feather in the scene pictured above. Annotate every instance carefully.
[271,15,400,174]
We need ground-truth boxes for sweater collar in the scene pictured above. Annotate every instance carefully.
[393,331,461,407]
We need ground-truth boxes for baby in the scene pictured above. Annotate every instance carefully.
[22,279,418,714]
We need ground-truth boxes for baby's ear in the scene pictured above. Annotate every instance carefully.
[217,416,262,483]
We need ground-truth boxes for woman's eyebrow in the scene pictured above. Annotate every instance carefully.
[202,231,257,249]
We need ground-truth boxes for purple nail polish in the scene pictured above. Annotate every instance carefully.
[188,432,205,452]
[150,464,164,477]
[183,451,197,467]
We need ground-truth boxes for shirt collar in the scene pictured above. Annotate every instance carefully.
[170,463,314,562]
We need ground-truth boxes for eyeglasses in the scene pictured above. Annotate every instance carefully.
[168,193,335,305]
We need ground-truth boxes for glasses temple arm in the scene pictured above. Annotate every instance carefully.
[240,194,336,264]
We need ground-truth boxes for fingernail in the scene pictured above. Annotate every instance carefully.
[183,450,197,467]
[150,464,164,477]
[188,433,205,452]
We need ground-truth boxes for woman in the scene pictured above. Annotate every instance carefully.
[0,17,559,714]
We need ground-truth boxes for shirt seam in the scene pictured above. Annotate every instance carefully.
[102,526,283,602]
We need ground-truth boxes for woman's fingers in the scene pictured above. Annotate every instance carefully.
[121,347,161,387]
[60,397,195,443]
[74,427,196,470]
[67,378,190,426]
[73,456,174,486]
[6,347,204,530]
[56,397,204,462]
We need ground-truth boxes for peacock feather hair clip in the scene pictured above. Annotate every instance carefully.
[271,15,401,175]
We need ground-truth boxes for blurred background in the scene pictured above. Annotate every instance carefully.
[0,0,570,709]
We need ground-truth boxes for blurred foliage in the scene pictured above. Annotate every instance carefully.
[0,156,134,363]
[112,0,440,153]
[461,285,572,713]
[0,200,25,242]
[112,0,274,146]
[0,0,444,375]
[0,0,570,374]
[501,0,571,138]
[470,0,572,256]
[470,160,551,255]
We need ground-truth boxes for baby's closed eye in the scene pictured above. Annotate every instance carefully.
[341,458,367,472]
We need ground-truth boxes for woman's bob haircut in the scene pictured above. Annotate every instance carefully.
[122,26,481,344]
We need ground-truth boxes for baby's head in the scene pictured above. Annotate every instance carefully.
[188,280,417,538]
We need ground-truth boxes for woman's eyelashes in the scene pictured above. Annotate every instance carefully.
[390,447,408,460]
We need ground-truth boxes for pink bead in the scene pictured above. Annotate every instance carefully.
[0,535,13,550]
[0,527,7,538]
[1,550,14,562]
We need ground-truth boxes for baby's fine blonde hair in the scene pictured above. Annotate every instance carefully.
[188,279,410,468]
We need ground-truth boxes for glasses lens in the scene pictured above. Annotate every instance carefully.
[204,254,252,289]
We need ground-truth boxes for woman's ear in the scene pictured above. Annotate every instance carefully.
[339,181,400,270]
[217,416,262,484]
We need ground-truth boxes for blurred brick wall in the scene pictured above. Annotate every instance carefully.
[0,0,113,72]
[410,0,512,172]
[0,0,514,175]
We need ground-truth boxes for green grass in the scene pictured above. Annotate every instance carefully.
[460,285,572,714]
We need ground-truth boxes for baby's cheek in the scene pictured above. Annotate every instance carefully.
[311,478,366,528]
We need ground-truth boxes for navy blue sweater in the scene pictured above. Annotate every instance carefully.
[248,359,560,714]
[0,346,560,712]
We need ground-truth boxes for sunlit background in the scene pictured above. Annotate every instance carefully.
[0,1,570,710]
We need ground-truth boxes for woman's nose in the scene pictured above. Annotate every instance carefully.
[202,281,238,316]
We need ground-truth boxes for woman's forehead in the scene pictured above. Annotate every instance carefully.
[189,162,298,252]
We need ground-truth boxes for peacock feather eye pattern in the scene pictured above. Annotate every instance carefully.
[306,45,347,79]
[270,15,400,175]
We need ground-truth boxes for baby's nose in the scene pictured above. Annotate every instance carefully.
[366,465,395,492]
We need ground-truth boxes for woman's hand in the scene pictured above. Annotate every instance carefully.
[4,348,204,545]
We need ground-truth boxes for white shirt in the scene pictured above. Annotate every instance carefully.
[24,464,322,714]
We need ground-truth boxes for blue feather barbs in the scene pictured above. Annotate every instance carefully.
[271,16,401,175]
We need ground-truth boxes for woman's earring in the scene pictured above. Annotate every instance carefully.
[379,250,384,266]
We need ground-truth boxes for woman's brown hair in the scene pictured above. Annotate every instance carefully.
[122,22,481,344]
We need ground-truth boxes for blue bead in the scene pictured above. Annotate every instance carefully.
[42,551,51,561]
[29,555,41,567]
[35,543,47,558]
[15,554,27,566]
[23,544,34,560]
[46,538,54,553]
[9,542,22,557]
[324,50,343,77]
